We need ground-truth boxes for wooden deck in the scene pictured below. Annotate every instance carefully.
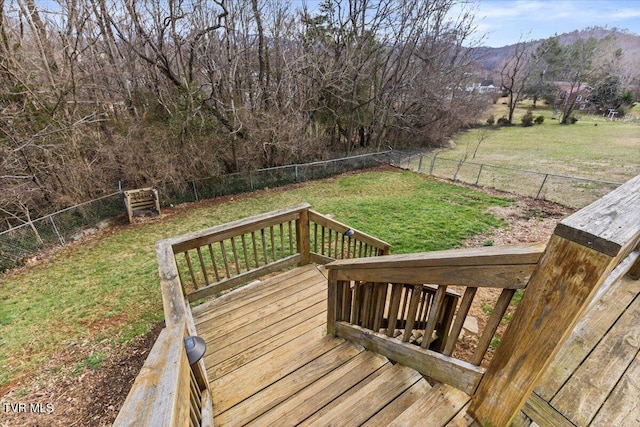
[192,264,476,426]
[517,251,640,427]
[192,256,640,427]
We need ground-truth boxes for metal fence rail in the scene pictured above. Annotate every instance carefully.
[0,151,392,272]
[394,151,624,209]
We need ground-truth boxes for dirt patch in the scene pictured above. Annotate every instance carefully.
[0,323,163,427]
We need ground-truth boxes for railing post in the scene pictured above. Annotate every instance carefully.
[296,208,311,265]
[470,175,640,427]
[327,270,338,336]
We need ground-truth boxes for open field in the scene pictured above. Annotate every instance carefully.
[453,102,640,183]
[0,169,512,396]
[400,101,640,208]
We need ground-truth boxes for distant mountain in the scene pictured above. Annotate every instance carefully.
[470,27,640,76]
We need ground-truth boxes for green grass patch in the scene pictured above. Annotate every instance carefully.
[0,169,511,389]
[452,101,640,184]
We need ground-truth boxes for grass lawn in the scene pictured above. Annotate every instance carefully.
[0,169,511,391]
[448,101,640,184]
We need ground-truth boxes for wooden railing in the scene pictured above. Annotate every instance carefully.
[113,324,211,426]
[308,209,390,264]
[325,243,545,394]
[165,203,390,302]
[470,174,640,426]
[116,202,389,425]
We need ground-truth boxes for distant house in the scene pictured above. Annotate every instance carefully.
[465,79,497,94]
[554,81,595,112]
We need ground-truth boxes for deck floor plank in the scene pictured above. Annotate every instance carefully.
[361,380,432,427]
[247,351,389,426]
[550,292,640,425]
[535,270,640,401]
[589,349,640,426]
[211,325,342,415]
[215,340,364,426]
[193,265,322,324]
[387,384,470,427]
[304,363,424,427]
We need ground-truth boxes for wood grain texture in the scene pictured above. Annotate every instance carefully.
[554,174,640,257]
[550,292,640,425]
[534,252,640,400]
[305,363,422,427]
[388,384,471,427]
[521,393,575,427]
[470,236,616,427]
[361,380,432,427]
[336,322,484,395]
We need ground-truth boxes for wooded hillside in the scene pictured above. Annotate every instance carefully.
[0,0,489,226]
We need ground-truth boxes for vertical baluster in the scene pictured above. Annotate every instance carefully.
[341,233,346,259]
[434,294,459,352]
[207,244,220,282]
[196,247,209,285]
[386,284,403,338]
[184,251,198,289]
[372,283,389,332]
[473,288,516,365]
[251,231,260,268]
[321,226,326,255]
[270,226,276,260]
[313,223,318,253]
[342,281,352,321]
[288,221,294,254]
[444,287,478,356]
[422,285,448,349]
[230,237,241,275]
[279,223,285,257]
[361,283,373,329]
[219,241,231,278]
[402,284,423,342]
[241,234,250,270]
[260,228,268,264]
[352,281,362,325]
[334,230,339,258]
[327,229,333,257]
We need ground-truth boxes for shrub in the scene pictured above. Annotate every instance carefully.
[534,115,545,124]
[521,110,534,127]
[568,116,578,124]
[486,115,495,126]
[496,116,510,126]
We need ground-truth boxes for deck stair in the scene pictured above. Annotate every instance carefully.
[192,264,475,426]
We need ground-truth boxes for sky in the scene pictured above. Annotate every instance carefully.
[474,0,640,47]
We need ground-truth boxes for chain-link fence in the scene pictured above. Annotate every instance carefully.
[0,151,392,273]
[394,151,624,209]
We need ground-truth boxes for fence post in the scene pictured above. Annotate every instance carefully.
[429,152,439,175]
[417,155,424,173]
[295,164,299,182]
[192,181,199,201]
[49,216,65,246]
[536,173,549,199]
[475,164,484,186]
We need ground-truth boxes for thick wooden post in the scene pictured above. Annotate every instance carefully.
[470,174,640,427]
[296,208,311,265]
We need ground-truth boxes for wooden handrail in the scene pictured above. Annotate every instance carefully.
[113,324,212,427]
[325,243,545,394]
[471,174,640,427]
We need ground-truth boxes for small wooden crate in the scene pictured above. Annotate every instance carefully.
[124,188,161,223]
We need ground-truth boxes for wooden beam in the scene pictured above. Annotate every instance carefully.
[331,264,536,289]
[470,174,640,427]
[325,243,545,270]
[522,393,576,427]
[297,208,311,264]
[335,322,484,395]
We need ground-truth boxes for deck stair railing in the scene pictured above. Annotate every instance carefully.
[325,243,545,394]
[115,202,389,426]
